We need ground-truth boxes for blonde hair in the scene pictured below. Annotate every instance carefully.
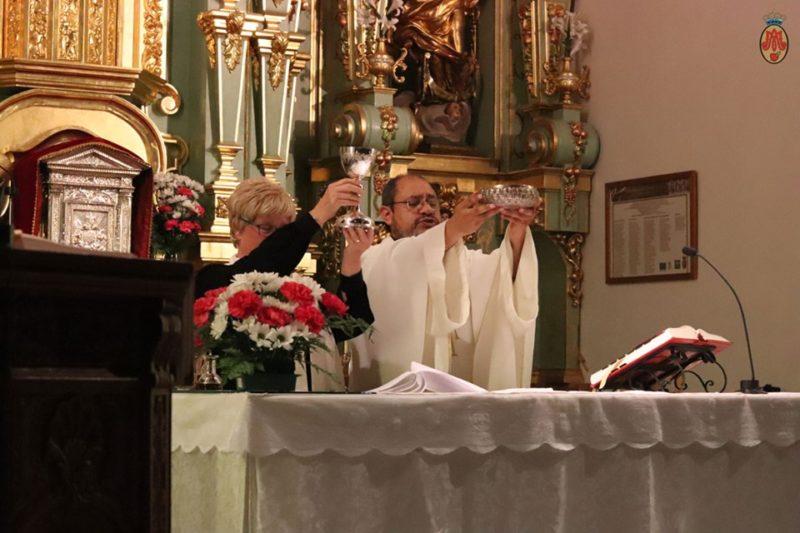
[227,178,297,244]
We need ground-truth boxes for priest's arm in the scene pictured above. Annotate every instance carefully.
[457,203,541,390]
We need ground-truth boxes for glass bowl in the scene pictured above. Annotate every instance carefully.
[478,184,540,208]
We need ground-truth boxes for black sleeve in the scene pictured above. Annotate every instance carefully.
[193,211,320,299]
[332,271,374,343]
[233,211,320,276]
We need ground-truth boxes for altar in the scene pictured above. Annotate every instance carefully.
[172,391,800,532]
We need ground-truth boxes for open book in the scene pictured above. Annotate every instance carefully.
[590,325,731,390]
[367,362,487,393]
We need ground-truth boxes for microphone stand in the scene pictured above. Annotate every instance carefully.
[684,247,764,393]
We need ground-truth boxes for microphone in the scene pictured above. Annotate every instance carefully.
[682,246,763,393]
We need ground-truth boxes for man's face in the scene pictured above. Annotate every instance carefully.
[380,177,442,239]
[234,212,293,257]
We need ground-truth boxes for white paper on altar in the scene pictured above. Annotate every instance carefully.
[367,362,487,393]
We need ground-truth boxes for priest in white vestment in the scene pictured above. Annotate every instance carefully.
[351,174,540,391]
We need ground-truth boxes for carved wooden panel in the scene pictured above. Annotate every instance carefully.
[0,248,193,532]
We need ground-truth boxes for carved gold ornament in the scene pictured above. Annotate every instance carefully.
[517,2,536,97]
[288,0,308,24]
[375,104,398,193]
[196,12,217,68]
[268,32,289,90]
[5,0,25,58]
[541,5,591,105]
[336,0,353,81]
[56,0,81,61]
[355,41,370,80]
[105,0,118,64]
[29,0,51,60]
[214,196,229,219]
[86,0,104,64]
[319,217,343,279]
[560,121,588,223]
[542,56,590,105]
[250,42,260,90]
[142,0,164,75]
[223,9,246,73]
[553,232,585,307]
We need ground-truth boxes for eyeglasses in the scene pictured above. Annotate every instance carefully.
[389,195,440,210]
[239,217,276,236]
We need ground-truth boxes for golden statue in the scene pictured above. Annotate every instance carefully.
[393,0,480,104]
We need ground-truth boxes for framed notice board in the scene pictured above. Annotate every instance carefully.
[605,171,698,283]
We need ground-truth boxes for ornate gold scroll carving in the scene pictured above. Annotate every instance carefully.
[553,232,585,307]
[268,32,289,89]
[142,0,164,75]
[5,0,25,58]
[105,0,119,64]
[57,0,80,61]
[196,12,217,68]
[29,0,51,60]
[86,0,105,64]
[223,10,245,72]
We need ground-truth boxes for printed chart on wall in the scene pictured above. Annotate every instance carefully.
[605,171,697,283]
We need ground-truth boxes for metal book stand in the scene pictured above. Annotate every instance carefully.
[602,343,728,393]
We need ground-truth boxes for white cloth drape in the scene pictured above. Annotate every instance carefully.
[172,392,800,532]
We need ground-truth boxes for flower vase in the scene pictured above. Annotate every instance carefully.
[236,373,298,393]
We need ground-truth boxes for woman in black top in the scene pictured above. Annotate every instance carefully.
[195,177,373,342]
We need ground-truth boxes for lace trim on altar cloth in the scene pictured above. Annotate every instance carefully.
[171,392,800,458]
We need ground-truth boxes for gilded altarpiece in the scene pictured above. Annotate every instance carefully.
[307,0,600,388]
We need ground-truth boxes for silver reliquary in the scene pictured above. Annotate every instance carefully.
[42,144,149,254]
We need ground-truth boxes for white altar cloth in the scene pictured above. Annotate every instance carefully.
[172,391,800,532]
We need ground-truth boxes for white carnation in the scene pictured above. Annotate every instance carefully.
[210,302,229,339]
[262,295,296,313]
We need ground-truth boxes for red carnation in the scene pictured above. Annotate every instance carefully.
[196,204,205,216]
[294,304,325,333]
[321,292,348,316]
[256,306,292,327]
[194,334,203,348]
[204,287,226,299]
[177,186,194,197]
[158,204,174,213]
[194,311,209,327]
[227,290,263,319]
[164,219,179,231]
[179,220,196,234]
[193,295,217,327]
[279,281,314,304]
[194,295,217,315]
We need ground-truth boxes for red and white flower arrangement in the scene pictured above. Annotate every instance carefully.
[194,271,369,383]
[152,172,205,258]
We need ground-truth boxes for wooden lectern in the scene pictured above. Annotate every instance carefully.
[0,235,193,532]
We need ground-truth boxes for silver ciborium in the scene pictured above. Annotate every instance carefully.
[479,184,541,208]
[337,146,378,230]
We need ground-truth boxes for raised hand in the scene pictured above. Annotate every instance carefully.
[503,197,543,279]
[445,193,501,248]
[309,178,363,225]
[501,197,543,230]
[341,226,374,276]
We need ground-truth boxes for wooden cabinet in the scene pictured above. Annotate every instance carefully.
[0,246,192,532]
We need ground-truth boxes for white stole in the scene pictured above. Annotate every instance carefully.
[351,222,470,390]
[456,229,539,389]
